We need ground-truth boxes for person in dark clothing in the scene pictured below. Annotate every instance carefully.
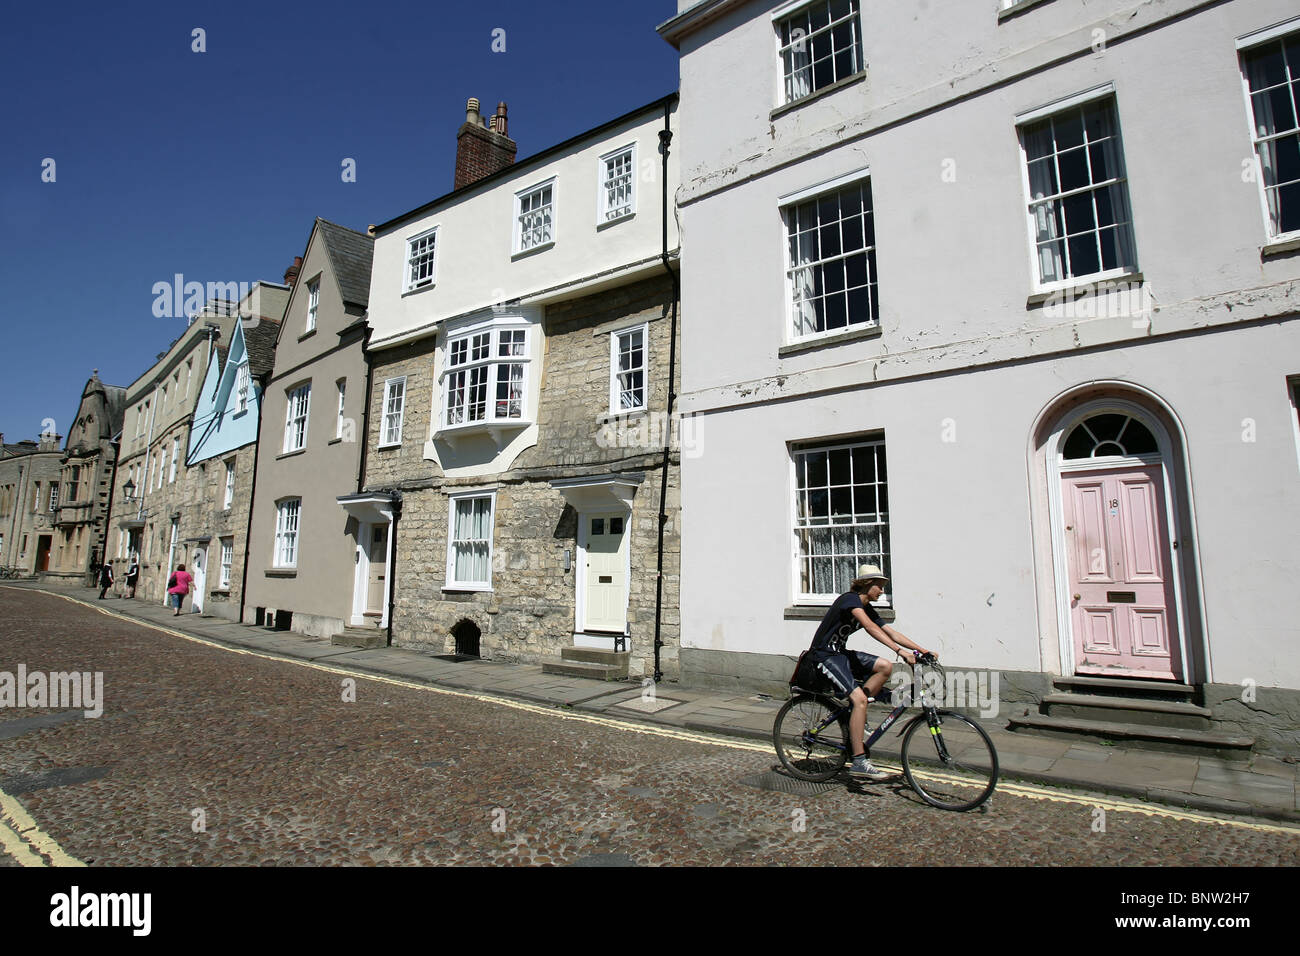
[126,559,139,598]
[805,564,935,782]
[98,563,114,600]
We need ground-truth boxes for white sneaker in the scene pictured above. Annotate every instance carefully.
[848,757,890,782]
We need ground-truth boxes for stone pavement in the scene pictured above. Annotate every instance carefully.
[12,583,1300,824]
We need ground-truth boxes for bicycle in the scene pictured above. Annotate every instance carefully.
[773,652,999,811]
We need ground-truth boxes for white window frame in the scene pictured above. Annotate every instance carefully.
[1237,20,1300,242]
[779,167,879,343]
[1015,84,1139,292]
[273,498,301,569]
[404,225,438,292]
[336,379,347,440]
[306,279,319,332]
[284,383,311,453]
[513,178,556,254]
[791,435,891,604]
[380,377,406,448]
[223,460,235,510]
[49,482,58,512]
[773,0,865,107]
[235,362,250,414]
[609,324,648,414]
[445,490,496,591]
[440,319,532,431]
[219,537,233,588]
[598,144,637,224]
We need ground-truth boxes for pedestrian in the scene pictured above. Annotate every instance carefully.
[167,562,193,616]
[97,562,114,600]
[126,558,139,598]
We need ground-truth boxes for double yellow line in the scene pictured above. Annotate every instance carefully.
[0,786,84,867]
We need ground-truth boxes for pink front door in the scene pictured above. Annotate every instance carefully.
[1062,465,1180,680]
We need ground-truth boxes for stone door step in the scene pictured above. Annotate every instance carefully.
[561,647,631,667]
[1041,693,1212,729]
[1052,675,1197,702]
[542,658,626,681]
[333,627,385,649]
[1008,713,1255,760]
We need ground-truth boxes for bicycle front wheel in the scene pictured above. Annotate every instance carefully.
[900,710,998,811]
[773,694,849,782]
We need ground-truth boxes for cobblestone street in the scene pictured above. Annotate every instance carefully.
[1,588,1296,866]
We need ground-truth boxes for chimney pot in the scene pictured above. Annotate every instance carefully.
[284,255,303,288]
[466,97,481,125]
[453,96,517,190]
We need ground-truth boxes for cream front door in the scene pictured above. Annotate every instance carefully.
[583,512,628,633]
[366,524,387,618]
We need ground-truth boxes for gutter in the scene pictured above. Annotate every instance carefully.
[386,490,402,646]
[651,100,678,685]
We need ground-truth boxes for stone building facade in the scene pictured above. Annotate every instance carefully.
[44,371,126,585]
[364,275,681,677]
[352,94,682,680]
[0,433,65,576]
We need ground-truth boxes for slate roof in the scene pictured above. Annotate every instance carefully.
[243,318,282,378]
[315,219,373,310]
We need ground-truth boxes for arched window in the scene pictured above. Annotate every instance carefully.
[1062,413,1158,460]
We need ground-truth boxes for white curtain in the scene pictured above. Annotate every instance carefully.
[790,208,819,335]
[454,499,489,582]
[1091,105,1136,270]
[1245,52,1281,230]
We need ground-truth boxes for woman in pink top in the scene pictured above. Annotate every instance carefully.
[168,563,194,615]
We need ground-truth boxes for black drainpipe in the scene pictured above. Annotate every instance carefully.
[356,324,374,495]
[237,373,268,625]
[651,99,678,684]
[385,489,402,646]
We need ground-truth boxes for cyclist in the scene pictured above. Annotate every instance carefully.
[806,564,936,781]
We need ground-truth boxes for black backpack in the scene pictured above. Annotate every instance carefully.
[167,573,177,589]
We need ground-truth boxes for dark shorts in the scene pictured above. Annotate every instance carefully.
[169,592,184,609]
[815,651,879,696]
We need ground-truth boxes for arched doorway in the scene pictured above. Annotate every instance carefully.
[1037,390,1202,683]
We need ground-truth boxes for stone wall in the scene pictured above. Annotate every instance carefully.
[183,442,257,621]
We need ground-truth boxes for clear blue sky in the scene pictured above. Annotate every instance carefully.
[0,0,679,443]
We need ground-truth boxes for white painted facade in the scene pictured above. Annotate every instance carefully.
[663,0,1300,691]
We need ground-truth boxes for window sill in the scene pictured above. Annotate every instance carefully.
[1261,235,1300,258]
[511,241,554,261]
[597,211,635,231]
[328,437,343,446]
[442,585,492,595]
[233,409,248,420]
[998,0,1057,22]
[265,568,297,578]
[599,408,648,424]
[435,419,532,443]
[783,604,896,624]
[298,329,317,342]
[401,282,435,299]
[780,323,882,357]
[1026,271,1144,308]
[377,442,401,451]
[277,448,307,461]
[771,70,867,121]
[210,588,230,596]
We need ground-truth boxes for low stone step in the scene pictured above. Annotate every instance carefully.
[1041,693,1212,730]
[332,627,385,649]
[1008,713,1255,760]
[1051,675,1196,702]
[542,658,626,681]
[561,647,631,666]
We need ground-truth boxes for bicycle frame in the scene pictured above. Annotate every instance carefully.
[801,659,950,760]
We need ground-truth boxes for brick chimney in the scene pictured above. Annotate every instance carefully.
[454,98,517,190]
[284,256,303,288]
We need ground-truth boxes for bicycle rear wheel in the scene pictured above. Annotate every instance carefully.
[773,694,849,782]
[900,710,998,811]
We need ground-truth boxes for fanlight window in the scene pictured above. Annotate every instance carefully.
[1062,413,1157,459]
